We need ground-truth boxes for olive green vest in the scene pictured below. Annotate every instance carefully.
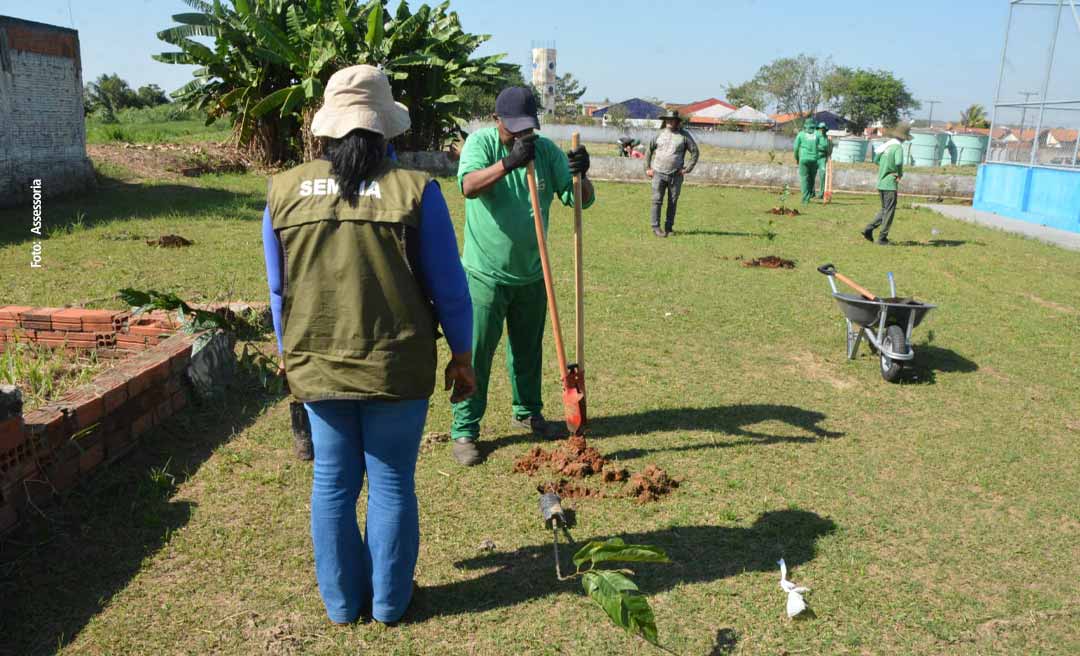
[268,158,437,402]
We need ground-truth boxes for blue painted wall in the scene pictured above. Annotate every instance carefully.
[974,163,1080,234]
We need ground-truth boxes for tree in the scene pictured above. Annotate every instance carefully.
[554,72,587,118]
[136,84,170,107]
[959,104,989,129]
[458,64,527,119]
[744,54,832,115]
[155,0,511,164]
[605,104,629,129]
[822,67,919,134]
[724,80,766,110]
[84,73,141,121]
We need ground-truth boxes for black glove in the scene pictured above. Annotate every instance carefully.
[501,134,538,171]
[566,145,590,176]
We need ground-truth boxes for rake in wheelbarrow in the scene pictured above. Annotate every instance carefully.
[817,263,937,382]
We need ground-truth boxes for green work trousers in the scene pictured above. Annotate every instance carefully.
[450,272,546,440]
[815,158,828,198]
[798,160,818,204]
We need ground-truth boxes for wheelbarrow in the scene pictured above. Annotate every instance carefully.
[817,264,936,382]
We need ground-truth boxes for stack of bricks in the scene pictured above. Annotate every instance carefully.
[0,305,179,352]
[0,332,198,535]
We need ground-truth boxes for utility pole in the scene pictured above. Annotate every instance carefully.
[923,100,941,129]
[1017,91,1039,143]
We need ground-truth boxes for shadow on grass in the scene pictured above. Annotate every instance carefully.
[709,628,740,655]
[0,377,285,656]
[413,509,836,620]
[0,173,263,246]
[901,344,979,385]
[479,405,842,462]
[891,239,982,248]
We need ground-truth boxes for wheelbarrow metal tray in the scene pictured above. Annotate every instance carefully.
[831,293,936,329]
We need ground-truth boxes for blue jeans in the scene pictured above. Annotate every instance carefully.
[305,398,429,624]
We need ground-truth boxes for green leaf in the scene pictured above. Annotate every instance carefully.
[250,86,298,118]
[581,571,659,645]
[335,0,358,38]
[280,85,306,118]
[302,77,323,99]
[153,52,197,65]
[170,12,212,26]
[366,2,384,48]
[432,94,459,103]
[572,538,670,568]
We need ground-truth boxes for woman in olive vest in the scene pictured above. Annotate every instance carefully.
[262,65,476,625]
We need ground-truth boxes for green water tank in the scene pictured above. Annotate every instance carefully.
[909,131,949,167]
[951,134,989,166]
[833,137,869,163]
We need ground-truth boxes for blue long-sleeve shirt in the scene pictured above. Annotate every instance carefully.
[262,179,473,356]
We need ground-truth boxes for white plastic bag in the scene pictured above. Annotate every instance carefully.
[778,558,810,618]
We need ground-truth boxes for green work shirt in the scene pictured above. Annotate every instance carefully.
[816,134,832,160]
[457,127,594,286]
[876,143,904,191]
[793,129,822,163]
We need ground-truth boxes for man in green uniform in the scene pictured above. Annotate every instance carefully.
[863,124,911,245]
[450,87,595,466]
[792,119,822,204]
[814,122,832,199]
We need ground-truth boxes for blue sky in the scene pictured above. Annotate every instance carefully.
[6,0,1080,125]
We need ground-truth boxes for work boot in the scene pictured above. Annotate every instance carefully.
[510,414,566,439]
[652,227,667,238]
[876,238,892,246]
[665,227,676,237]
[451,438,481,466]
[862,228,874,242]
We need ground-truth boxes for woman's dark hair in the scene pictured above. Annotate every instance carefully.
[323,128,386,207]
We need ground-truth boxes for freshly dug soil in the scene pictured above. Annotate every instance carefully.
[742,256,796,269]
[768,208,800,216]
[537,479,605,499]
[628,465,679,503]
[147,234,193,248]
[513,436,611,478]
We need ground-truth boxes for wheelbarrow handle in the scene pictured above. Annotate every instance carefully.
[817,263,837,276]
[818,263,878,301]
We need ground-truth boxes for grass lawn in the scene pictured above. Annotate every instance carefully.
[0,157,1078,655]
[86,119,234,146]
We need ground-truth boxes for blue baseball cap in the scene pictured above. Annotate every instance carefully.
[495,87,540,133]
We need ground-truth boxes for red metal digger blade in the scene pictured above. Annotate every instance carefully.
[563,364,586,435]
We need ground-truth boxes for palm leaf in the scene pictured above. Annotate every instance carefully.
[251,86,297,118]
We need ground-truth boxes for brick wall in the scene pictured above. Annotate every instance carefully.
[0,331,198,535]
[0,16,95,208]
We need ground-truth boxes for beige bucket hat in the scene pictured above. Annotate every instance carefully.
[310,65,411,140]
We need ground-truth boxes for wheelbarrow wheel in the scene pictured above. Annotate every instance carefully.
[879,324,906,383]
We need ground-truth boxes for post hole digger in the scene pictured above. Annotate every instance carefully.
[525,132,588,435]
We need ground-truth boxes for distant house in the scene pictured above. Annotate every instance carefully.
[679,97,736,116]
[581,101,608,117]
[1047,128,1078,148]
[770,111,849,132]
[591,98,667,127]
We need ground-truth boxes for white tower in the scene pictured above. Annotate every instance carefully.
[531,44,557,115]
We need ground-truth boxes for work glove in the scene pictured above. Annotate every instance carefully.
[501,134,538,171]
[566,145,590,176]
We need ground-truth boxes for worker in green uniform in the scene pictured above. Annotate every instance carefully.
[814,122,832,199]
[792,119,821,204]
[450,87,595,466]
[863,124,912,245]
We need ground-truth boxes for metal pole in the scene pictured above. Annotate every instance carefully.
[987,3,1014,163]
[1017,91,1039,161]
[1072,125,1080,167]
[1030,0,1064,166]
[924,100,940,129]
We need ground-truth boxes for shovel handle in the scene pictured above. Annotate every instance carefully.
[817,263,878,301]
[571,133,584,373]
[526,162,569,378]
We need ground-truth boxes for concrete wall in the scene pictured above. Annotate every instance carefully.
[0,17,95,208]
[464,121,795,152]
[974,162,1080,234]
[396,152,975,198]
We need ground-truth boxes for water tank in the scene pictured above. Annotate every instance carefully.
[940,136,957,166]
[952,134,990,166]
[909,131,949,167]
[833,137,869,163]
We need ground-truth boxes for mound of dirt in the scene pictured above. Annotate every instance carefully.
[146,234,193,248]
[768,208,800,216]
[537,479,604,499]
[513,436,675,503]
[628,465,679,503]
[742,256,796,269]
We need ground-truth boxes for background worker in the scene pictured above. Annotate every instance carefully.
[815,122,832,199]
[645,109,699,237]
[863,124,912,245]
[450,87,595,466]
[793,119,822,204]
[262,65,476,625]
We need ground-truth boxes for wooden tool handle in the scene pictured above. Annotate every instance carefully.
[571,133,584,373]
[526,162,569,378]
[834,272,878,301]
